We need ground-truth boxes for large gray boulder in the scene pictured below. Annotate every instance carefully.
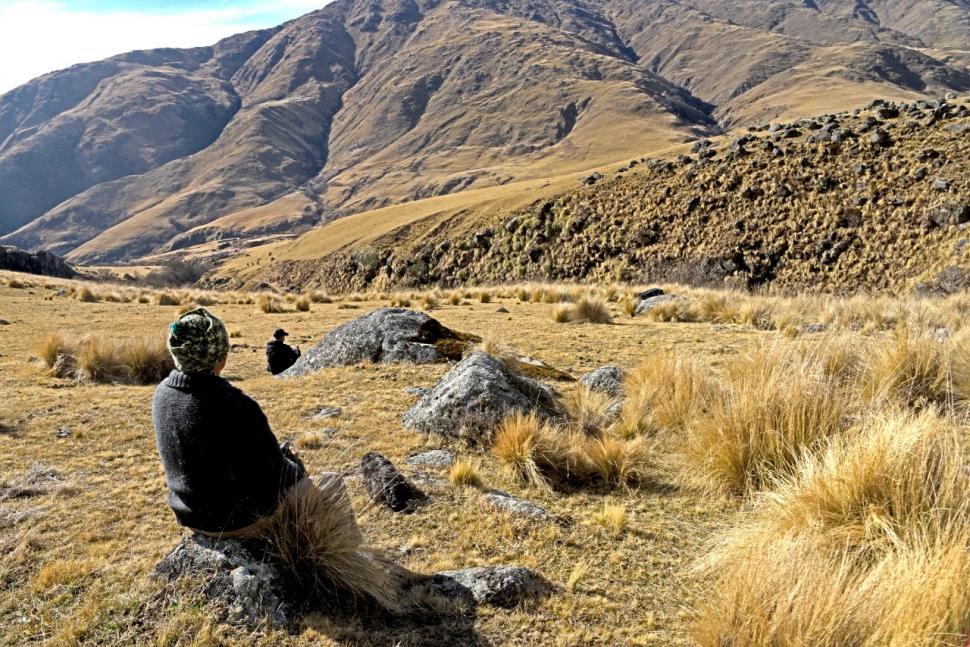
[634,294,685,316]
[402,352,561,442]
[281,308,476,377]
[152,534,290,628]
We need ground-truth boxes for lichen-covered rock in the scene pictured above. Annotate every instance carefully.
[428,566,551,608]
[579,365,625,397]
[406,449,455,468]
[360,452,427,513]
[482,491,553,521]
[50,353,78,379]
[281,308,478,377]
[634,294,685,316]
[402,352,561,442]
[152,534,290,628]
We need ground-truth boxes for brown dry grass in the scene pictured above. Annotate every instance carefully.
[12,271,970,645]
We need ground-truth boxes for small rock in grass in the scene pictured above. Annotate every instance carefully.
[482,491,554,521]
[360,452,427,513]
[406,449,455,468]
[427,566,552,608]
[579,365,625,397]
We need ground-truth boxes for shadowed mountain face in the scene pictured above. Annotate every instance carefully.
[1,0,968,264]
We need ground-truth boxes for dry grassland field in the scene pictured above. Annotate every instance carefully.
[4,271,970,646]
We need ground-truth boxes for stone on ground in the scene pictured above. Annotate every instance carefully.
[360,452,427,513]
[427,566,552,608]
[402,352,561,442]
[482,491,554,521]
[152,534,290,628]
[634,294,685,316]
[579,365,625,397]
[406,449,455,468]
[280,308,478,377]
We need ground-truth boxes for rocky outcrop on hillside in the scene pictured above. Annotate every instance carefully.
[261,98,970,294]
[0,245,75,278]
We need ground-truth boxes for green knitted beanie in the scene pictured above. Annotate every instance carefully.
[166,308,229,373]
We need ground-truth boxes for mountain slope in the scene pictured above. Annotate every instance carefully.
[0,0,968,265]
[217,98,970,294]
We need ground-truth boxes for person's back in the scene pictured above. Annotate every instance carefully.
[153,308,301,535]
[153,370,300,533]
[266,328,300,375]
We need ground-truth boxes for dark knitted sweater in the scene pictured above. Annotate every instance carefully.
[152,370,302,532]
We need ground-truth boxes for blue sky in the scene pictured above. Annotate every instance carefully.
[0,1,333,94]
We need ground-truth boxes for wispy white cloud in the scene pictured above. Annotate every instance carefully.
[0,0,329,95]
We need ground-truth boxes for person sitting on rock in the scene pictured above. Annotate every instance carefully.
[266,328,301,375]
[153,308,335,536]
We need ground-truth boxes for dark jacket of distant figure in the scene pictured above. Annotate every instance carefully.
[266,340,301,375]
[152,370,303,532]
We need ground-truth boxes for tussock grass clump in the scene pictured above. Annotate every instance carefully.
[617,352,718,438]
[77,335,174,384]
[75,287,98,303]
[257,294,287,314]
[420,294,438,311]
[694,411,970,646]
[449,459,483,488]
[295,296,312,312]
[552,297,613,325]
[38,333,70,368]
[492,412,648,490]
[592,504,628,536]
[309,291,332,304]
[564,387,617,436]
[266,476,400,611]
[153,292,180,306]
[680,343,850,495]
[478,291,493,304]
[6,278,28,289]
[859,328,962,409]
[389,294,411,308]
[642,299,697,323]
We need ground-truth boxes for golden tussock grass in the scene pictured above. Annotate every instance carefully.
[30,558,94,593]
[38,332,70,368]
[295,295,312,312]
[266,475,401,611]
[75,286,98,303]
[42,333,174,384]
[449,459,484,488]
[478,291,493,304]
[592,503,628,536]
[257,294,287,314]
[679,343,850,495]
[617,353,719,438]
[551,297,613,325]
[859,327,969,410]
[153,292,180,306]
[492,412,649,491]
[564,386,617,436]
[6,278,28,289]
[694,410,970,646]
[420,294,438,311]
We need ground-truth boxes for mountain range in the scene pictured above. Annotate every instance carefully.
[0,0,968,266]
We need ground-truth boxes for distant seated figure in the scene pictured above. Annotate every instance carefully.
[266,328,301,375]
[152,308,341,539]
